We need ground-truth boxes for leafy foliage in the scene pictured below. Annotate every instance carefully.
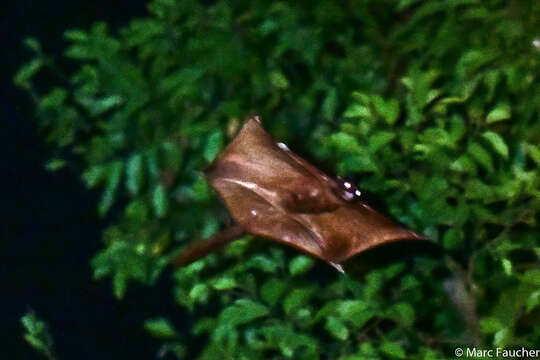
[16,0,540,358]
[21,311,56,360]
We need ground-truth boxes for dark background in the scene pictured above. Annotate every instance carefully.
[1,1,181,358]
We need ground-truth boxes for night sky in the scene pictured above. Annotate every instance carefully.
[1,1,182,358]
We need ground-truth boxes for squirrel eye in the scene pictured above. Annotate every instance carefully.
[338,178,361,201]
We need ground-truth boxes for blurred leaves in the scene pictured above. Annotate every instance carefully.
[289,255,315,276]
[21,311,56,360]
[144,318,177,339]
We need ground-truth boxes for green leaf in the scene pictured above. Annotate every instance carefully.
[467,142,494,172]
[465,179,494,200]
[204,130,224,162]
[14,58,43,87]
[380,342,406,359]
[339,155,377,173]
[486,103,511,123]
[283,288,314,314]
[450,155,477,173]
[373,97,400,125]
[369,131,396,152]
[325,316,349,340]
[82,165,107,188]
[457,49,497,78]
[113,272,127,299]
[99,161,124,216]
[152,184,168,218]
[526,290,540,313]
[482,131,509,158]
[126,153,144,195]
[189,283,210,303]
[329,133,361,153]
[24,334,49,356]
[21,312,55,359]
[261,279,288,306]
[161,141,182,171]
[193,318,217,335]
[218,299,269,327]
[493,327,511,347]
[245,254,278,273]
[526,144,540,166]
[144,318,177,338]
[322,88,338,120]
[448,115,466,144]
[344,104,370,118]
[81,95,123,116]
[45,158,66,171]
[289,256,315,276]
[521,269,540,285]
[24,37,42,52]
[386,302,415,327]
[260,324,317,358]
[212,276,236,290]
[64,29,89,41]
[398,0,423,10]
[336,300,374,328]
[480,317,504,334]
[185,176,211,202]
[483,70,500,101]
[269,71,289,89]
[40,88,68,108]
[442,228,464,250]
[125,200,148,223]
[501,259,512,276]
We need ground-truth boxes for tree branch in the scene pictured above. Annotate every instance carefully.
[445,256,483,347]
